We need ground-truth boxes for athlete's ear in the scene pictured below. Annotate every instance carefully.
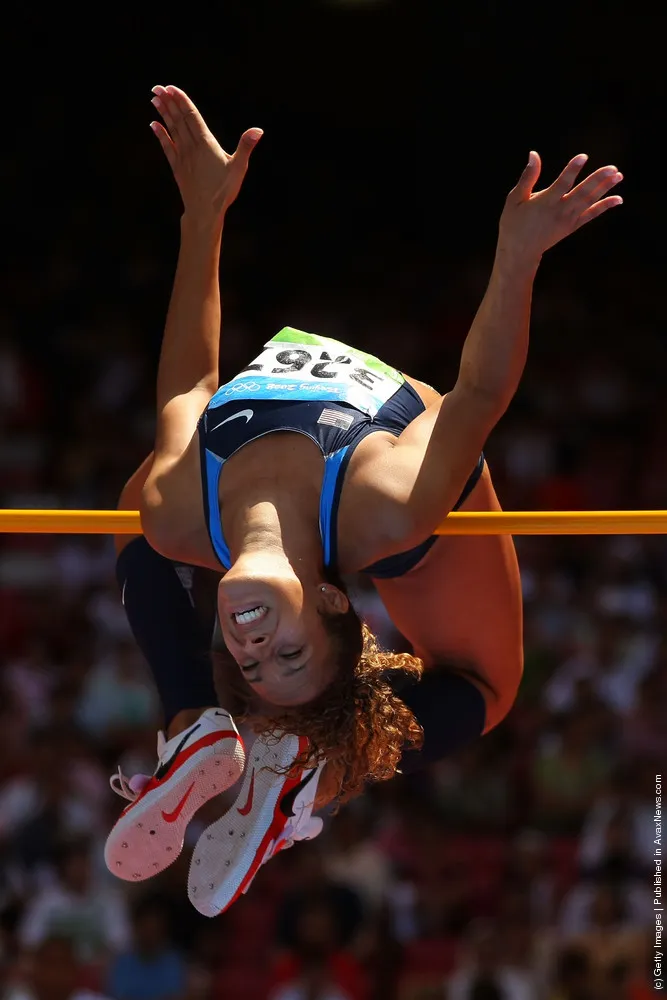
[317,584,349,615]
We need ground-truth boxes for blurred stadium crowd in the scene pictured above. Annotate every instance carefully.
[1,241,663,1000]
[0,9,664,995]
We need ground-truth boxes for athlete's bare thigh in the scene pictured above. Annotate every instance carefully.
[371,461,523,724]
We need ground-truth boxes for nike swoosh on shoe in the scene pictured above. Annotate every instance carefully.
[153,724,201,781]
[279,767,318,819]
[105,709,245,883]
[188,734,324,916]
[161,782,196,823]
[237,769,256,816]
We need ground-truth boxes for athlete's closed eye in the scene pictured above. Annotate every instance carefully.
[237,652,306,683]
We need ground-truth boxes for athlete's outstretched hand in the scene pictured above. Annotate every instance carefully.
[150,85,262,222]
[498,152,623,265]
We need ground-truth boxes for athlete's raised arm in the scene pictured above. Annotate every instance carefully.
[362,152,623,548]
[147,85,262,470]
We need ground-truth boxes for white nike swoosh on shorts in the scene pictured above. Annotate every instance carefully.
[209,409,254,432]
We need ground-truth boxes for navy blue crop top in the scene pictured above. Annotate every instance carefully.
[197,330,483,579]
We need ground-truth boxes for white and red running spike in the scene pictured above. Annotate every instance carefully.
[188,731,324,916]
[105,708,245,882]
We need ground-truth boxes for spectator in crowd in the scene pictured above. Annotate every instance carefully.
[270,899,368,1000]
[276,844,365,955]
[622,665,667,761]
[3,936,111,1000]
[546,947,595,1000]
[552,881,648,991]
[18,839,130,965]
[445,921,537,1000]
[531,712,611,833]
[323,807,394,915]
[0,730,99,885]
[76,639,158,747]
[542,612,653,718]
[105,897,187,1000]
[501,831,556,928]
[578,768,655,879]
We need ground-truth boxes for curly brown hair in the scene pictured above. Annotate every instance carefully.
[211,583,424,804]
[264,616,424,802]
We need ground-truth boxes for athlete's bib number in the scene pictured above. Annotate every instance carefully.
[240,348,382,391]
[211,330,405,417]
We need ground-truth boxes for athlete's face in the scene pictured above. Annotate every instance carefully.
[217,572,349,706]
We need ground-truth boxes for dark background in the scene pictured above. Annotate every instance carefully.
[3,1,666,509]
[3,2,664,366]
[1,4,666,999]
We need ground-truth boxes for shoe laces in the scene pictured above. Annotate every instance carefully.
[110,768,151,802]
[281,815,324,852]
[109,731,167,802]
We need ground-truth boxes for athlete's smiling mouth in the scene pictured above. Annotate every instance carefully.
[231,605,269,630]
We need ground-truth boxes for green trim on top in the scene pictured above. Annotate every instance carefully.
[271,328,404,383]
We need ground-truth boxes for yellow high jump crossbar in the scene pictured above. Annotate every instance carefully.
[1,509,667,535]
